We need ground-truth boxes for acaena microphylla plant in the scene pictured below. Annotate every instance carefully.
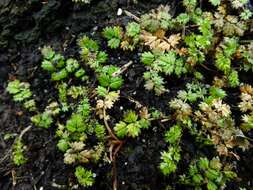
[5,0,253,189]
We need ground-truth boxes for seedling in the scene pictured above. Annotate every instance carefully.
[7,80,32,102]
[160,146,181,175]
[114,110,150,138]
[103,26,123,49]
[12,139,27,166]
[75,166,95,187]
[31,112,53,129]
[97,65,124,90]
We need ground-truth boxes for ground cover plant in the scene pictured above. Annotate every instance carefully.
[1,0,253,189]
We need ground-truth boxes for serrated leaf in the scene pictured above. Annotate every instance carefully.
[127,123,141,137]
[114,121,128,138]
[164,125,182,144]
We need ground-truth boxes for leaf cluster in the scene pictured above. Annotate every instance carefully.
[159,146,181,175]
[75,166,95,187]
[239,85,253,131]
[64,142,104,164]
[97,65,124,90]
[114,110,150,138]
[12,139,27,166]
[7,80,36,111]
[41,47,87,81]
[180,157,237,190]
[140,5,172,32]
[102,26,123,49]
[141,51,188,76]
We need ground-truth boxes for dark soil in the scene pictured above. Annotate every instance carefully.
[0,0,253,190]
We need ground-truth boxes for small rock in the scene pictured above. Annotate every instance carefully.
[117,8,123,16]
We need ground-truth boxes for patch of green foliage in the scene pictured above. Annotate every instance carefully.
[41,47,87,81]
[160,146,181,175]
[141,50,189,76]
[97,65,124,90]
[103,26,123,49]
[160,124,182,175]
[6,0,253,188]
[180,157,237,190]
[7,80,36,111]
[12,139,27,166]
[143,70,166,96]
[75,166,95,187]
[31,112,53,129]
[114,110,150,138]
[7,80,32,101]
[164,125,182,144]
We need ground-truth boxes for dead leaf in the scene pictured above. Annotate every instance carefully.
[140,30,181,52]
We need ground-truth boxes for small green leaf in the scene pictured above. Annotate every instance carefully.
[41,60,55,72]
[228,70,239,87]
[209,0,221,6]
[96,86,108,97]
[57,139,69,152]
[109,77,123,89]
[66,58,79,73]
[41,46,55,60]
[75,166,95,187]
[126,22,141,37]
[66,114,86,133]
[207,181,218,190]
[78,35,99,51]
[108,38,121,49]
[123,110,138,123]
[51,69,68,81]
[103,26,122,39]
[31,112,53,128]
[198,157,209,170]
[141,52,155,66]
[164,125,182,144]
[127,123,141,137]
[114,121,128,138]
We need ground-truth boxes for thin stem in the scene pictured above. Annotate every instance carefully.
[199,63,218,73]
[19,125,32,139]
[103,107,120,141]
[124,10,140,22]
[112,61,133,77]
[112,158,117,190]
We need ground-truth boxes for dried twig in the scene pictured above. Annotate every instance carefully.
[19,125,32,140]
[112,61,133,77]
[124,10,140,22]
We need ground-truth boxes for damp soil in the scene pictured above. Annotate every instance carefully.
[0,0,253,190]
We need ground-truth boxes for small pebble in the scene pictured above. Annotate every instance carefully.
[117,8,123,16]
[93,26,98,31]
